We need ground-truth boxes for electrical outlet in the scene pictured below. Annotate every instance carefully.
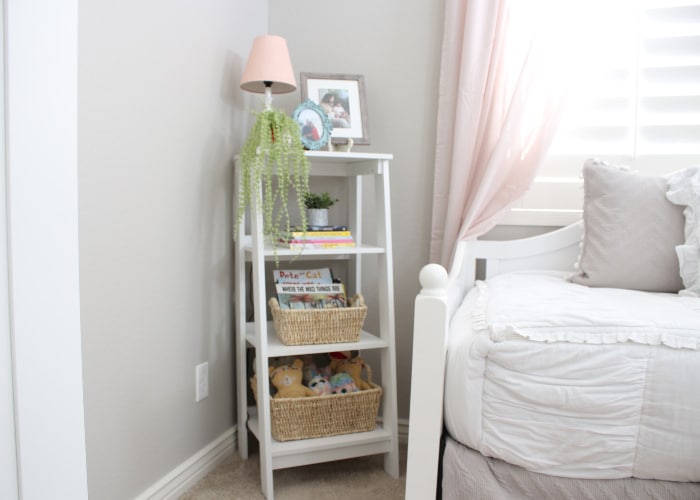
[196,362,209,402]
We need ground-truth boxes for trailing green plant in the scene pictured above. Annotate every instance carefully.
[304,192,339,209]
[237,108,309,250]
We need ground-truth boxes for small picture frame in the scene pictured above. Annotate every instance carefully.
[293,100,333,151]
[300,73,370,145]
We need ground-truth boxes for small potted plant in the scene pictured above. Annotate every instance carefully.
[304,192,339,227]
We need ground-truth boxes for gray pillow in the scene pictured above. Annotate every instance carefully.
[570,158,685,293]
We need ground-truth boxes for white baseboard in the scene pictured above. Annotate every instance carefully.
[134,427,236,500]
[376,416,409,445]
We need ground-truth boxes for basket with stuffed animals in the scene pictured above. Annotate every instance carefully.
[250,353,382,441]
[268,294,367,345]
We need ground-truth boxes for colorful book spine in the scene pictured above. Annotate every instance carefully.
[304,225,348,231]
[280,238,354,245]
[282,241,356,250]
[286,231,352,238]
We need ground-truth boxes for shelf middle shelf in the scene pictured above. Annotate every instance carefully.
[245,321,389,356]
[238,236,386,259]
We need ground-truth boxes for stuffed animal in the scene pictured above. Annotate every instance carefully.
[269,358,316,399]
[329,372,358,395]
[308,375,332,396]
[336,356,372,391]
[302,353,332,384]
[328,350,352,372]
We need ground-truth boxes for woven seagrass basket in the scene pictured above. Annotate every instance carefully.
[250,363,381,442]
[268,293,367,345]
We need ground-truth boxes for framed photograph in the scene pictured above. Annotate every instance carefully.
[292,100,333,151]
[300,73,370,145]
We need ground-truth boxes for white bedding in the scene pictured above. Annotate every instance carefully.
[444,271,700,482]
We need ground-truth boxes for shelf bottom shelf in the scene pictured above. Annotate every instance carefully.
[247,407,394,470]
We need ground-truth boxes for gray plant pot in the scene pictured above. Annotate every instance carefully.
[306,208,328,227]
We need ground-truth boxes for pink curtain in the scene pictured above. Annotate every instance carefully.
[430,0,571,267]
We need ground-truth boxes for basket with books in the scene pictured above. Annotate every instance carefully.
[269,293,366,345]
[270,267,367,345]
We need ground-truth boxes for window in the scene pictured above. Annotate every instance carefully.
[503,0,700,225]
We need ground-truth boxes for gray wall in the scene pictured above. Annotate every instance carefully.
[78,2,264,498]
[78,0,446,497]
[270,0,445,420]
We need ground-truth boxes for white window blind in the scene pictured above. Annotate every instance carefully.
[504,0,700,226]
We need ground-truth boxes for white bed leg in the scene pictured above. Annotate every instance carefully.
[405,264,449,500]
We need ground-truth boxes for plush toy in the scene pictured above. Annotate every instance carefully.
[329,372,358,395]
[302,353,332,384]
[269,358,316,399]
[308,375,332,396]
[336,356,372,391]
[328,350,352,373]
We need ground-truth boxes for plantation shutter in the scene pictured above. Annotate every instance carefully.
[639,1,700,156]
[503,0,700,226]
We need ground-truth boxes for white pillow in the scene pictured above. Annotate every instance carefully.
[570,159,685,293]
[666,166,700,297]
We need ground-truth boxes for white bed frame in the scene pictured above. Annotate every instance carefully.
[404,221,584,499]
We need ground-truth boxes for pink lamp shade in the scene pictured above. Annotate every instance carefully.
[240,35,296,94]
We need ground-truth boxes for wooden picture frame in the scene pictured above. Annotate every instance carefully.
[300,73,370,145]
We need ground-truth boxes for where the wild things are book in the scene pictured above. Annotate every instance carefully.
[273,268,347,309]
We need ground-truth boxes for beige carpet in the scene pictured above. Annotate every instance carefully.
[180,442,407,499]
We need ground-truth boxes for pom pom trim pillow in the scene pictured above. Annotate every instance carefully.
[570,158,685,293]
[666,166,700,297]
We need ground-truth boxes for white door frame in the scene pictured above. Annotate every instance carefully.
[1,6,18,498]
[3,1,88,498]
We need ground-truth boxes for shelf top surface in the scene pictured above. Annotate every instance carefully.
[241,244,385,258]
[233,151,392,162]
[304,151,393,161]
[246,326,389,356]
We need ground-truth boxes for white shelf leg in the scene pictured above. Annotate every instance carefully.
[233,168,248,460]
[376,160,400,478]
[347,175,362,295]
[251,183,274,499]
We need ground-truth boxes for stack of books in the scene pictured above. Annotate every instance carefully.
[279,225,355,250]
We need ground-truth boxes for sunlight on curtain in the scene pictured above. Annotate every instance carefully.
[430,0,584,267]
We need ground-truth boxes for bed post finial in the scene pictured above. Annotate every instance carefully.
[419,263,448,297]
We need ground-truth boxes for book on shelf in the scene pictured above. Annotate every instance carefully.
[279,229,355,249]
[282,235,353,242]
[275,282,347,309]
[273,267,347,310]
[281,237,354,244]
[284,232,352,238]
[273,268,333,284]
[279,241,356,250]
[297,225,348,232]
[284,225,351,237]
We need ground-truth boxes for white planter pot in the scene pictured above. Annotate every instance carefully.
[307,208,329,227]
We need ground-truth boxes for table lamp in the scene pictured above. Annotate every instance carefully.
[240,35,296,110]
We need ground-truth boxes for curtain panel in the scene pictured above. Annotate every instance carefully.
[430,0,574,267]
